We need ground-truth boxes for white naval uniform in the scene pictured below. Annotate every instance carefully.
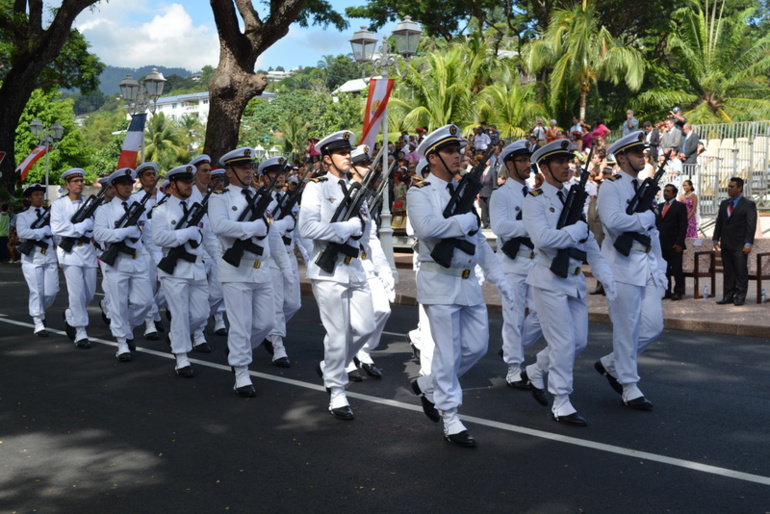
[191,186,226,323]
[130,190,162,332]
[406,173,509,417]
[297,175,376,391]
[596,170,666,401]
[522,181,614,416]
[265,190,302,361]
[152,196,210,356]
[489,179,543,371]
[406,217,435,376]
[17,207,59,326]
[208,186,291,377]
[94,197,154,347]
[50,195,98,339]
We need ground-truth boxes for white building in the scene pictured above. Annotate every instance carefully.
[132,91,278,123]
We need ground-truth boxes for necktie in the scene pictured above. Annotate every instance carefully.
[35,208,41,216]
[522,186,528,198]
[728,201,734,217]
[122,201,129,213]
[447,182,455,195]
[662,202,670,218]
[242,189,253,204]
[276,192,284,207]
[557,190,566,205]
[181,200,189,218]
[339,180,348,197]
[632,179,640,193]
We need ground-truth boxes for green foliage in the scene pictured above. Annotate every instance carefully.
[143,113,189,172]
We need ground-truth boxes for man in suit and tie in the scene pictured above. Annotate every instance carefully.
[479,143,501,229]
[656,184,688,300]
[713,177,757,306]
[679,124,700,164]
[643,121,660,160]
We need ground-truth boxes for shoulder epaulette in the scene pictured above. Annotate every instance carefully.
[214,188,229,194]
[310,177,328,183]
[606,174,622,181]
[411,181,430,188]
[528,188,543,196]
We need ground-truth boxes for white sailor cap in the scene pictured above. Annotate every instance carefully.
[135,162,159,175]
[316,130,355,155]
[190,154,211,168]
[350,145,372,165]
[166,164,195,181]
[106,167,136,185]
[500,139,534,163]
[23,183,46,196]
[287,175,300,185]
[160,179,171,191]
[61,168,86,181]
[530,139,573,165]
[97,176,111,185]
[607,130,647,155]
[258,156,288,175]
[415,157,428,177]
[210,168,226,177]
[417,124,467,160]
[219,147,255,167]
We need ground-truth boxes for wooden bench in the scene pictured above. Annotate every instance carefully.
[682,238,715,299]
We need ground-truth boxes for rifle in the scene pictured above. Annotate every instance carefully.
[156,190,213,274]
[430,146,496,268]
[100,182,159,266]
[18,207,51,256]
[612,150,673,257]
[59,188,106,253]
[365,159,399,217]
[549,145,594,278]
[276,168,311,220]
[221,170,283,267]
[314,165,381,273]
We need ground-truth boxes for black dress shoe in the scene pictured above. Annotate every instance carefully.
[411,379,440,422]
[329,405,354,420]
[507,377,531,390]
[406,333,420,359]
[520,370,548,406]
[671,294,682,301]
[35,329,49,337]
[154,320,165,333]
[552,412,587,426]
[715,297,734,305]
[117,352,131,362]
[348,369,363,382]
[624,396,653,411]
[734,299,745,306]
[165,308,172,321]
[594,361,623,395]
[176,366,194,378]
[235,384,256,397]
[316,363,330,395]
[100,301,110,325]
[360,362,382,378]
[144,331,160,341]
[75,338,91,349]
[444,430,477,448]
[127,339,136,352]
[193,342,212,353]
[273,357,291,368]
[62,311,76,340]
[498,348,504,360]
[262,339,274,356]
[214,327,228,336]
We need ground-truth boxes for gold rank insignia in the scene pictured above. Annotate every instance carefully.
[528,188,543,196]
[412,181,430,188]
[606,174,622,181]
[327,197,336,203]
[310,177,328,183]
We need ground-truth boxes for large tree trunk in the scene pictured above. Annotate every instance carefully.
[0,70,38,194]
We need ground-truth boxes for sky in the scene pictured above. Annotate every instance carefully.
[73,0,397,73]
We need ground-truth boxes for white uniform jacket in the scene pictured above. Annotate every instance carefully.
[297,175,371,284]
[130,190,162,264]
[17,207,57,265]
[407,173,504,306]
[50,195,97,268]
[94,197,153,273]
[596,170,666,287]
[152,196,209,281]
[523,182,611,298]
[490,179,538,276]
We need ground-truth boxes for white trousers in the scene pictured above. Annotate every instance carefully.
[415,303,435,376]
[161,275,209,355]
[267,256,301,340]
[62,264,96,329]
[102,267,153,340]
[531,287,588,397]
[312,279,375,389]
[602,274,664,387]
[501,272,542,366]
[206,258,225,317]
[223,281,275,368]
[22,261,59,320]
[143,252,160,322]
[355,274,391,362]
[422,303,489,412]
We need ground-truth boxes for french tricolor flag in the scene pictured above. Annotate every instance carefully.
[117,113,147,169]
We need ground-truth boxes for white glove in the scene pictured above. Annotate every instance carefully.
[637,210,656,231]
[275,215,295,233]
[176,226,200,245]
[454,212,479,235]
[604,281,618,301]
[118,226,141,240]
[188,227,202,246]
[244,219,268,238]
[76,218,93,234]
[564,220,589,242]
[497,281,517,313]
[379,274,396,302]
[340,219,363,239]
[41,226,53,237]
[655,272,668,298]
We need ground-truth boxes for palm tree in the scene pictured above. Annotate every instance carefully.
[177,114,205,152]
[144,113,188,171]
[281,115,310,161]
[476,63,545,140]
[633,0,770,123]
[526,0,645,121]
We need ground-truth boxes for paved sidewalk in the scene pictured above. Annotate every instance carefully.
[298,252,770,338]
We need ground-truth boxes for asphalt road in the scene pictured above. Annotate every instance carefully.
[1,264,769,513]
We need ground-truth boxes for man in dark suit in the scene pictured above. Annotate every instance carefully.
[478,143,501,228]
[656,184,688,300]
[713,177,758,306]
[679,123,700,164]
[643,121,660,160]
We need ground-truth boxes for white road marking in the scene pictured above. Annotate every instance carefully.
[2,314,769,487]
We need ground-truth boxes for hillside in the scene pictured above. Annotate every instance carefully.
[97,65,198,95]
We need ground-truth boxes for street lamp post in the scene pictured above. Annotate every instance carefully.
[29,119,64,201]
[350,17,422,277]
[118,68,167,162]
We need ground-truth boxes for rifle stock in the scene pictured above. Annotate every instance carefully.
[157,191,212,274]
[18,207,51,256]
[99,181,158,266]
[60,189,106,253]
